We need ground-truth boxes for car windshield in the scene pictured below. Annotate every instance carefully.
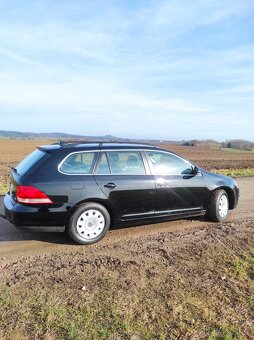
[15,150,46,175]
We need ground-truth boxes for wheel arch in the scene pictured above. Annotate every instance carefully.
[66,198,116,228]
[213,186,236,210]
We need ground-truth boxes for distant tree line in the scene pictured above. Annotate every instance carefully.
[222,139,254,151]
[181,139,254,151]
[182,140,197,147]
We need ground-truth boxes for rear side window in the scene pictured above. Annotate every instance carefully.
[97,151,146,175]
[16,150,47,175]
[59,152,97,174]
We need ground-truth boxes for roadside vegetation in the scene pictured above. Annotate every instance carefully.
[221,147,254,153]
[214,168,254,178]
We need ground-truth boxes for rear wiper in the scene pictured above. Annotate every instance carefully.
[9,166,19,175]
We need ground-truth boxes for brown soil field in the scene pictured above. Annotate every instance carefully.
[0,139,254,189]
[159,143,254,170]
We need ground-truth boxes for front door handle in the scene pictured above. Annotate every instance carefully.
[104,182,116,189]
[156,179,167,188]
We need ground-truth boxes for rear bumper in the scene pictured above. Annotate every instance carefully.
[4,193,70,229]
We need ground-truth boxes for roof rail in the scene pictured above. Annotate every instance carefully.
[52,140,104,147]
[52,140,157,148]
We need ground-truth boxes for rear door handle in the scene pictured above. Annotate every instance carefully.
[104,182,116,189]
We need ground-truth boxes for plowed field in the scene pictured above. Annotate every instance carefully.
[0,140,254,192]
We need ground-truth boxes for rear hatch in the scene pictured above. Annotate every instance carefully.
[9,148,50,201]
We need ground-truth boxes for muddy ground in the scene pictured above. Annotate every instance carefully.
[0,178,253,339]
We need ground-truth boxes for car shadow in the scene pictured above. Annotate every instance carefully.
[0,214,205,245]
[0,220,72,244]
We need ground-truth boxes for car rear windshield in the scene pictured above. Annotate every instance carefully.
[15,149,47,175]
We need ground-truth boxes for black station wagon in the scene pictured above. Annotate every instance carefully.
[4,141,239,244]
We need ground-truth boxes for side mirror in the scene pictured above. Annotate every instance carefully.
[192,166,199,175]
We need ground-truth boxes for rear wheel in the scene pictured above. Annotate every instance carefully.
[68,202,110,244]
[207,189,229,222]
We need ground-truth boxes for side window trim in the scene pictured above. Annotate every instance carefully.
[143,150,154,175]
[105,152,112,174]
[94,151,111,175]
[141,150,152,175]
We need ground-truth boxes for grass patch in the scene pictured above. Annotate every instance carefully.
[231,249,254,281]
[213,168,254,177]
[208,323,243,340]
[0,245,253,339]
[221,148,254,153]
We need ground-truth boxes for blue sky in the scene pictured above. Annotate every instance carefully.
[0,0,254,141]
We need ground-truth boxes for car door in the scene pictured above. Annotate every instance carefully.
[144,150,209,214]
[93,150,156,221]
[58,150,103,205]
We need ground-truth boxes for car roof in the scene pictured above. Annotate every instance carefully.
[38,141,161,152]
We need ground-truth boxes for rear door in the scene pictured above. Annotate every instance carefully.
[93,150,156,221]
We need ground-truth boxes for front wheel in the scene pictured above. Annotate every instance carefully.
[68,202,110,244]
[207,189,229,222]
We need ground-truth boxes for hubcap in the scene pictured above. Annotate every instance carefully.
[218,194,228,218]
[77,209,105,240]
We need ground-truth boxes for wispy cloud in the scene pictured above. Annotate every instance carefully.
[0,47,41,65]
[0,0,253,140]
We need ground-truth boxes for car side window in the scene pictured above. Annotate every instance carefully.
[60,152,97,174]
[101,151,146,175]
[146,151,193,175]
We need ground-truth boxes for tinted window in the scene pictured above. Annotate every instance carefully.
[146,151,193,175]
[16,150,46,175]
[60,152,97,174]
[105,151,146,175]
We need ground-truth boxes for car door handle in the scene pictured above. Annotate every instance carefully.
[156,179,167,187]
[104,182,116,189]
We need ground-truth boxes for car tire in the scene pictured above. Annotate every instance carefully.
[68,202,110,245]
[207,189,229,222]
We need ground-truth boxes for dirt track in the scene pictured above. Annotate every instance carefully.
[0,177,254,260]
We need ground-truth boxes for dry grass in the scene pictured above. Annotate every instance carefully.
[214,168,254,178]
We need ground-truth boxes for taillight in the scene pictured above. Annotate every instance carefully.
[16,186,53,204]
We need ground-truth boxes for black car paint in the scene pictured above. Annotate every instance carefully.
[4,143,240,230]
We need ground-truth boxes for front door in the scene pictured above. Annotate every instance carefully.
[144,150,209,215]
